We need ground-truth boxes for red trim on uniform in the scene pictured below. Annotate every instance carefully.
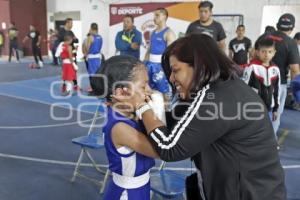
[249,59,277,68]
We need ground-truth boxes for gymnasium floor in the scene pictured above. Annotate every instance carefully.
[0,58,299,200]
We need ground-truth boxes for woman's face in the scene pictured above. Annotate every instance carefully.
[169,55,194,100]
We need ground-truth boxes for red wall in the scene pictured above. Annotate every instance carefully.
[0,0,47,56]
[0,0,11,55]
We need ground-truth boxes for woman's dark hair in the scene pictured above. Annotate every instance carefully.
[162,34,239,95]
[91,55,143,101]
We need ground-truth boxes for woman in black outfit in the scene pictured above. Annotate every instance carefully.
[106,33,287,200]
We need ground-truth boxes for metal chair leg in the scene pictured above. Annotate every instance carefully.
[71,148,85,182]
[99,169,110,194]
[85,149,106,174]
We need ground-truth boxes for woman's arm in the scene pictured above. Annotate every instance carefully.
[141,87,232,162]
[111,122,159,158]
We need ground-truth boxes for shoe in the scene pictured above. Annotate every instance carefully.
[16,60,20,63]
[38,61,44,68]
[61,90,71,96]
[32,63,39,69]
[28,63,34,68]
[73,85,81,91]
[87,87,93,92]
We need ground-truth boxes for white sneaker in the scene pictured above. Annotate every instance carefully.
[38,61,44,68]
[16,60,20,63]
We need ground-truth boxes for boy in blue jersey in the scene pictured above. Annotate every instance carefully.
[92,55,160,200]
[84,23,103,94]
[84,23,103,75]
[144,8,176,96]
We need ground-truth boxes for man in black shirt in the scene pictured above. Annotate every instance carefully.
[255,13,300,134]
[23,25,43,68]
[57,18,79,90]
[57,18,79,62]
[186,1,226,51]
[229,24,252,67]
[8,22,20,63]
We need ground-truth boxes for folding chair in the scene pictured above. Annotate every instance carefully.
[71,103,110,193]
[150,161,186,199]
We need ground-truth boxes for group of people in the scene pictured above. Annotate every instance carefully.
[1,1,300,199]
[57,18,104,95]
[0,22,44,67]
[113,1,300,137]
[87,1,300,200]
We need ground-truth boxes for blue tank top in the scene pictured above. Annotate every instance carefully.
[88,34,102,55]
[149,27,169,55]
[103,107,155,177]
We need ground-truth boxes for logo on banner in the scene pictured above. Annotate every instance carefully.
[111,6,143,15]
[111,7,118,15]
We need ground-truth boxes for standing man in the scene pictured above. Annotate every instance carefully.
[49,29,58,65]
[8,22,20,63]
[144,8,176,96]
[23,25,44,68]
[57,18,79,91]
[115,14,142,59]
[229,25,252,68]
[186,1,226,51]
[57,18,79,62]
[255,13,300,134]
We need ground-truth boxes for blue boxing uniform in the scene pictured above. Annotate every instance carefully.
[102,107,155,200]
[87,34,103,75]
[145,27,171,94]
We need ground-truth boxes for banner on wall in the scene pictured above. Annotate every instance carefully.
[109,2,242,58]
[109,2,199,59]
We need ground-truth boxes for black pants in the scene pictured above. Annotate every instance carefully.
[9,41,19,61]
[0,45,3,57]
[32,45,43,64]
[51,47,58,65]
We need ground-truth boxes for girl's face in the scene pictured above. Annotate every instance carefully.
[130,66,152,101]
[169,55,194,100]
[114,66,151,111]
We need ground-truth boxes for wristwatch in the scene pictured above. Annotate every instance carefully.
[135,104,151,120]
